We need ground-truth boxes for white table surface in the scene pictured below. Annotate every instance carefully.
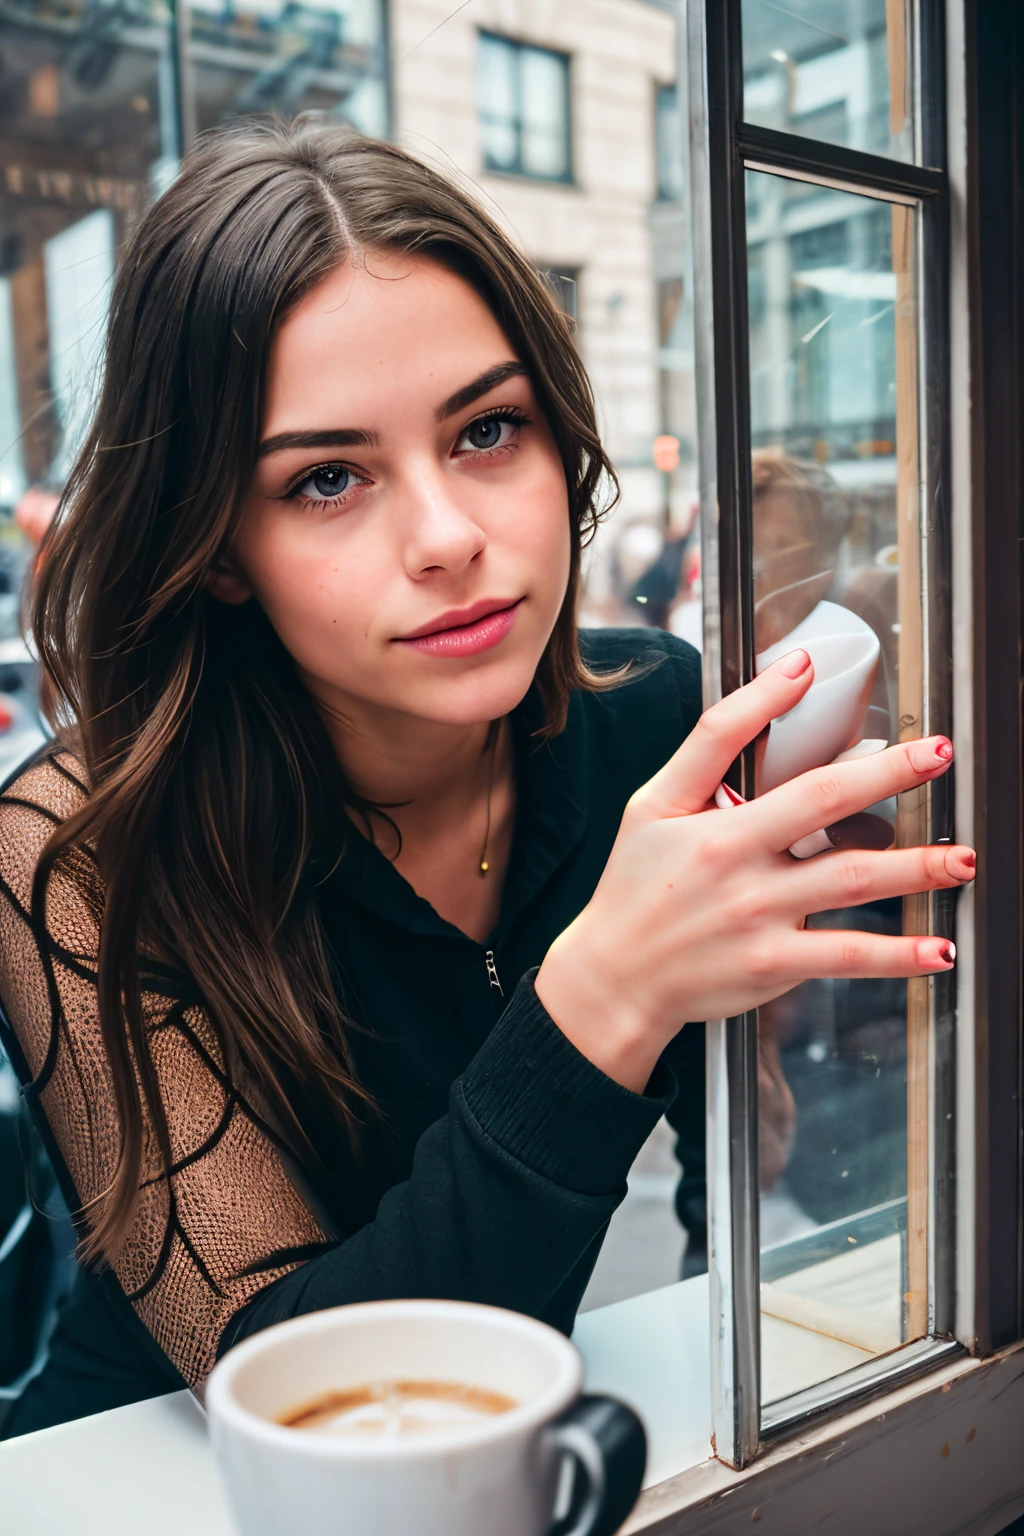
[1,1245,904,1536]
[0,1279,714,1535]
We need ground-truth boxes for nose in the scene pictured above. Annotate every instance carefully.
[397,458,486,579]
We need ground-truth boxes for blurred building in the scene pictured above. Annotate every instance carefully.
[0,0,387,517]
[742,0,903,569]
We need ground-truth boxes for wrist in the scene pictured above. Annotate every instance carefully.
[535,926,660,1095]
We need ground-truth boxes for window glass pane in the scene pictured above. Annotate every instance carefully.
[43,210,115,480]
[742,0,914,163]
[0,0,173,774]
[188,0,388,138]
[519,46,569,180]
[656,84,685,203]
[478,33,519,173]
[745,169,925,1404]
[0,279,26,511]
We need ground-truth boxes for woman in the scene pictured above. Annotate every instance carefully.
[0,120,972,1435]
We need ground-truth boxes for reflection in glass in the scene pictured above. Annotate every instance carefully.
[0,0,174,516]
[188,0,388,139]
[741,0,914,163]
[0,0,177,761]
[744,171,923,1403]
[44,210,115,479]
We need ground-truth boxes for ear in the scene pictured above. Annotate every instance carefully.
[207,556,253,606]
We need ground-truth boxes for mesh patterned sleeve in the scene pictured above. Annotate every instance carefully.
[0,751,331,1390]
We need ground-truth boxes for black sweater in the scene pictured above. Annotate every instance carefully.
[0,627,705,1435]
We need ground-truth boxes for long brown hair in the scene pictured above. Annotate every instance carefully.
[31,118,622,1265]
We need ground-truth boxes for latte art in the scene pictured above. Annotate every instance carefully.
[278,1379,517,1440]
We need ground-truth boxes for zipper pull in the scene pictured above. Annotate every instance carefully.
[484,949,503,996]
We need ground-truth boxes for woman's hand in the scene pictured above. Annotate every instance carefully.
[534,648,975,1094]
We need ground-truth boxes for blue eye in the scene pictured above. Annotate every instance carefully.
[455,411,527,455]
[466,417,504,449]
[297,463,351,500]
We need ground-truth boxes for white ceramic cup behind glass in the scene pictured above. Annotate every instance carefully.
[206,1300,646,1536]
[756,600,883,792]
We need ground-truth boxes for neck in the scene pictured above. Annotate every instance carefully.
[303,675,502,825]
[302,676,518,932]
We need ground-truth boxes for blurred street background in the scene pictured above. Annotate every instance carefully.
[0,0,916,1411]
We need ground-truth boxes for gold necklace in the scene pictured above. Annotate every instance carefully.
[479,722,499,876]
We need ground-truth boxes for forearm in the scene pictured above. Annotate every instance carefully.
[219,972,675,1354]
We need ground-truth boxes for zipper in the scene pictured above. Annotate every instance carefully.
[484,949,503,996]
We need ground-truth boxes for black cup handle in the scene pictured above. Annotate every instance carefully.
[544,1393,647,1536]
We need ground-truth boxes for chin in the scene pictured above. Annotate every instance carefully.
[395,652,543,726]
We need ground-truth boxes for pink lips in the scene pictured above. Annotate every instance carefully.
[395,599,523,658]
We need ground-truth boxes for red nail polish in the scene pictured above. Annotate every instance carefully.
[935,738,953,761]
[714,781,745,809]
[939,942,956,964]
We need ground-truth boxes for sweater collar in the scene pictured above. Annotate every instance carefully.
[322,680,589,946]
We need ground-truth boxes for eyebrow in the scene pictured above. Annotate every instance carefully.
[257,427,376,458]
[436,361,529,421]
[256,361,529,458]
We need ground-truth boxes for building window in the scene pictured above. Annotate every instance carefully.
[538,265,579,324]
[655,83,684,202]
[477,33,571,183]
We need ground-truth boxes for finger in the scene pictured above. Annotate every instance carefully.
[745,735,954,849]
[639,649,814,817]
[769,929,956,983]
[786,842,976,917]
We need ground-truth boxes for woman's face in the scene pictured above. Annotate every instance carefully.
[220,252,572,730]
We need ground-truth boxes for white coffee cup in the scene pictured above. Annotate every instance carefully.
[206,1299,646,1536]
[755,600,882,792]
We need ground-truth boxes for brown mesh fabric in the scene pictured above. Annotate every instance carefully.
[0,752,329,1388]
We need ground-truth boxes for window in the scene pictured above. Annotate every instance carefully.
[656,84,685,202]
[740,0,912,161]
[477,33,572,183]
[693,0,975,1469]
[538,265,579,325]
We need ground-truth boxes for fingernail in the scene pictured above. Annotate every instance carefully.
[919,938,956,968]
[910,736,954,772]
[789,827,833,859]
[962,850,976,872]
[715,781,745,810]
[776,648,811,679]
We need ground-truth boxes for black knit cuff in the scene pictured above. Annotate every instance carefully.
[460,968,676,1197]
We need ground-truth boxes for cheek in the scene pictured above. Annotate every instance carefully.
[234,511,388,657]
[500,456,572,597]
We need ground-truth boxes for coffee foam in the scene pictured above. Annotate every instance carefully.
[279,1380,517,1441]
